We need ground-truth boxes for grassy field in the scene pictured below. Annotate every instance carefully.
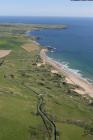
[0,24,93,140]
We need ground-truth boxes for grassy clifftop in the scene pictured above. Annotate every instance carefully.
[0,24,93,140]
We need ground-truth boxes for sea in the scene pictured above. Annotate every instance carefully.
[0,16,93,82]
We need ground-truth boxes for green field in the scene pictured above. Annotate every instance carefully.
[0,24,93,140]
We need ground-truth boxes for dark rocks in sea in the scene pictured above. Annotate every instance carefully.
[47,46,56,52]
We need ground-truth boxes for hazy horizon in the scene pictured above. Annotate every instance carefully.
[0,0,93,17]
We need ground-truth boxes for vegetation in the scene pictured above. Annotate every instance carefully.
[0,24,93,140]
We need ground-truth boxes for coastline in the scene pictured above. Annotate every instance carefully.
[40,48,93,98]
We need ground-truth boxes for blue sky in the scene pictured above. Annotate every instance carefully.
[0,0,93,17]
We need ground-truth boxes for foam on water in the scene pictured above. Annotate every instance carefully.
[47,52,93,84]
[29,17,93,84]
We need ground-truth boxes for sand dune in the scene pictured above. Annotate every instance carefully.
[40,49,93,98]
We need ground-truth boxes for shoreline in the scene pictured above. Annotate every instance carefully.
[40,48,93,98]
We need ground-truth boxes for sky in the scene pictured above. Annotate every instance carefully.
[0,0,93,17]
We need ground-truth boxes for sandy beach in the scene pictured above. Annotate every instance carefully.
[40,49,93,98]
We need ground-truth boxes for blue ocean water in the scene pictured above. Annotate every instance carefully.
[0,16,93,81]
[30,17,93,82]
